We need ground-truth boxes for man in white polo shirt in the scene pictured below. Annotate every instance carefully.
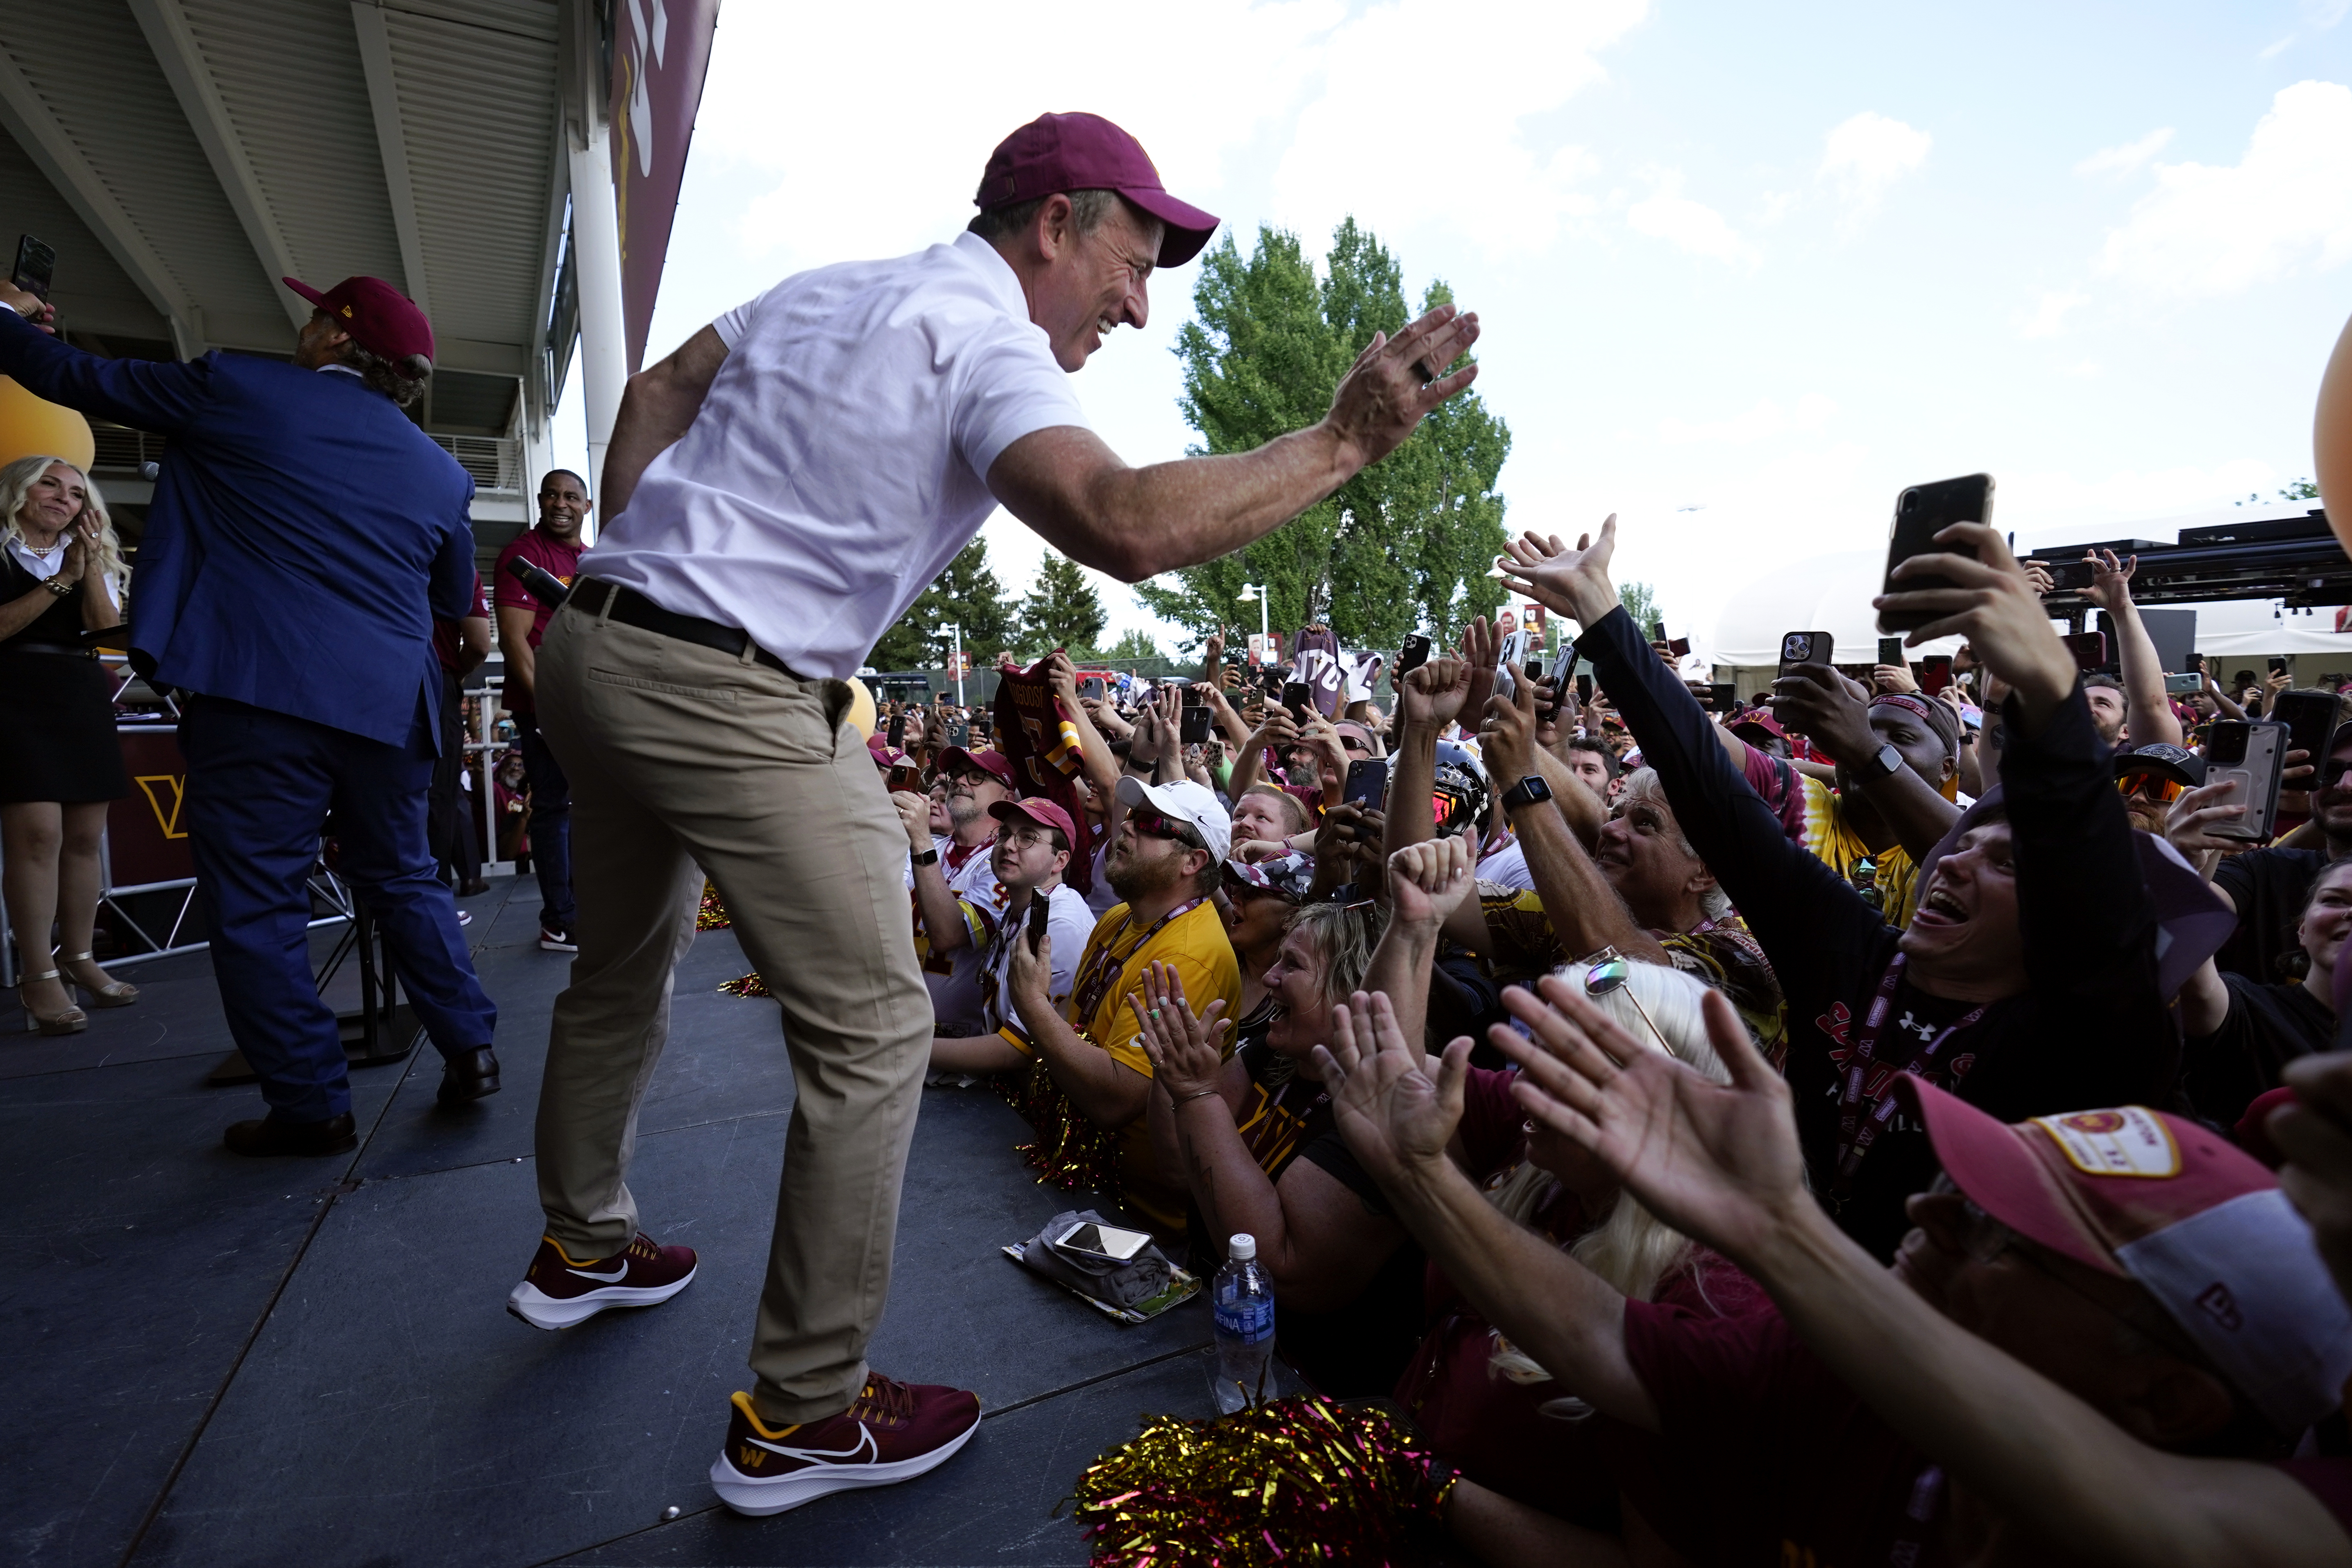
[506,109,1481,1517]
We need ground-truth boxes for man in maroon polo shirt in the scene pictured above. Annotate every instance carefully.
[493,469,589,950]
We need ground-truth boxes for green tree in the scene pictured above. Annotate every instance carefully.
[1134,218,1511,651]
[1618,581,1664,637]
[869,537,1016,671]
[1017,551,1107,656]
[1100,628,1162,662]
[2236,478,2322,508]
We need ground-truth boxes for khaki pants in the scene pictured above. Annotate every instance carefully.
[532,600,930,1423]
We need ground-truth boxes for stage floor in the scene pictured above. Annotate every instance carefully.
[3,876,1245,1568]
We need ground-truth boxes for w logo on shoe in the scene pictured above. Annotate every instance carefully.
[737,1445,768,1470]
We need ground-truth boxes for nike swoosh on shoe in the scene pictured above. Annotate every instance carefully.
[567,1262,630,1282]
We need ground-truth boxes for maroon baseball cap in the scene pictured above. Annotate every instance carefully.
[281,275,435,365]
[974,112,1219,268]
[937,746,1015,789]
[991,796,1078,845]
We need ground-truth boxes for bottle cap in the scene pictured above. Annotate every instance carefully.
[1227,1233,1256,1260]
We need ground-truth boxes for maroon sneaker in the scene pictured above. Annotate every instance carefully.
[708,1374,982,1516]
[505,1232,697,1329]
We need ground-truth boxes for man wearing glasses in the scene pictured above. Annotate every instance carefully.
[892,746,1014,1036]
[1005,777,1241,1240]
[2172,723,2352,987]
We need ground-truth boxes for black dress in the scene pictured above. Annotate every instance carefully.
[0,552,129,803]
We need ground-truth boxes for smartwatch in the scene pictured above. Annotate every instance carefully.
[1500,774,1554,813]
[910,847,939,867]
[1856,742,1905,784]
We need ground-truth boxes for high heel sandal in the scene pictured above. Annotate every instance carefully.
[59,952,138,1008]
[19,969,88,1036]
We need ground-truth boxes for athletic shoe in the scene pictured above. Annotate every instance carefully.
[506,1232,697,1329]
[539,928,578,952]
[710,1375,981,1516]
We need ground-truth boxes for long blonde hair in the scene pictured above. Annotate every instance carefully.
[1487,958,1728,1391]
[0,455,126,592]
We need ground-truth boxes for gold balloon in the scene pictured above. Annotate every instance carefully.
[842,676,875,740]
[2320,310,2352,557]
[0,375,94,471]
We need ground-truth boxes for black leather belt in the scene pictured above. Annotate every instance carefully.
[569,577,802,678]
[2,641,95,658]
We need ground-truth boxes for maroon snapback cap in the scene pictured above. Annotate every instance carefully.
[991,795,1079,845]
[282,275,435,365]
[974,112,1220,268]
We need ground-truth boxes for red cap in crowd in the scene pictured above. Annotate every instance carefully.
[1896,1076,2352,1434]
[937,746,1016,790]
[281,275,435,365]
[974,112,1220,268]
[991,796,1078,846]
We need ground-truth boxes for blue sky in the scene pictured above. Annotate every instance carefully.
[551,0,2352,656]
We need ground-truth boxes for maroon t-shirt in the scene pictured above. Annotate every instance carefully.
[1615,1298,1951,1567]
[1397,1066,1775,1524]
[492,526,585,710]
[431,571,489,676]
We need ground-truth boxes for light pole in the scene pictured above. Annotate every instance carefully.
[1236,583,1268,657]
[942,622,964,707]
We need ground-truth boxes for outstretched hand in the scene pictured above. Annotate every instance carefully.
[1486,974,1809,1266]
[1497,516,1622,630]
[1874,523,2075,725]
[1313,990,1464,1190]
[1324,304,1482,472]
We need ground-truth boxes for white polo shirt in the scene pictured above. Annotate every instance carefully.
[580,230,1089,677]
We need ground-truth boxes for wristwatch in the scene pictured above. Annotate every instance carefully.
[910,847,939,867]
[1855,742,1905,784]
[1500,774,1554,813]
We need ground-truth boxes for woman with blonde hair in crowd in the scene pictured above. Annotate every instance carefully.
[0,454,136,1033]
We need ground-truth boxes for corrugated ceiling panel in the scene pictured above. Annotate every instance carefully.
[383,0,558,44]
[0,0,283,329]
[384,5,556,345]
[179,0,406,295]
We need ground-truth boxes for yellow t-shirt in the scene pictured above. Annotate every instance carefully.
[1797,775,1920,927]
[1013,898,1241,1234]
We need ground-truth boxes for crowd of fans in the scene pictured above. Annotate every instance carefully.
[873,516,2352,1564]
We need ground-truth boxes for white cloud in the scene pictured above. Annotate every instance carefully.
[2093,80,2352,298]
[2017,289,2085,339]
[1626,170,1760,266]
[2075,128,2173,179]
[1269,0,1644,254]
[1657,394,1836,445]
[1817,111,1931,229]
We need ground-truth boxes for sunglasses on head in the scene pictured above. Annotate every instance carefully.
[1575,948,1669,1055]
[1129,808,1201,847]
[2114,772,2184,805]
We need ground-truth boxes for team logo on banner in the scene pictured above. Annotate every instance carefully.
[135,774,188,839]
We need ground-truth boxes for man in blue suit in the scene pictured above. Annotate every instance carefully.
[0,274,499,1154]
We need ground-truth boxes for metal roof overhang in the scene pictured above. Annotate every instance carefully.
[0,0,606,563]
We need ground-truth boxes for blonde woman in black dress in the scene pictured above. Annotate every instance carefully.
[1,455,136,1034]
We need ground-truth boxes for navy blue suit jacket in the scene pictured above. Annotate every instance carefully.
[0,313,476,748]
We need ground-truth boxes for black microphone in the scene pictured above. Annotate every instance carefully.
[504,555,569,608]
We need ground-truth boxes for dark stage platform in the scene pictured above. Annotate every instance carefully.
[4,878,1249,1568]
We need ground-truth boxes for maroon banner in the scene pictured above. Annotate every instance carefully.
[109,727,195,887]
[609,0,722,373]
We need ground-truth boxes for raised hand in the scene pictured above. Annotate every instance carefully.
[1401,656,1472,732]
[890,789,932,851]
[1477,671,1540,785]
[1312,990,1464,1187]
[1324,304,1482,472]
[1496,515,1622,629]
[2080,548,2138,615]
[1488,975,1808,1262]
[1129,961,1231,1101]
[1458,616,1499,727]
[1873,522,2075,720]
[1386,836,1475,929]
[2163,778,2247,860]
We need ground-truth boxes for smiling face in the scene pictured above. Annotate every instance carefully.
[1021,195,1163,372]
[16,461,86,543]
[1593,793,1712,932]
[1262,925,1332,1059]
[1899,820,2027,996]
[1231,789,1299,848]
[2298,860,2352,984]
[538,471,590,542]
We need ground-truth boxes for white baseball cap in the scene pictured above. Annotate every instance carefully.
[1117,776,1232,864]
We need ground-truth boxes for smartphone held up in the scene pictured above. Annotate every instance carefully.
[1878,474,1994,634]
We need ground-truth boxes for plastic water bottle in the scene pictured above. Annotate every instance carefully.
[1211,1233,1275,1414]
